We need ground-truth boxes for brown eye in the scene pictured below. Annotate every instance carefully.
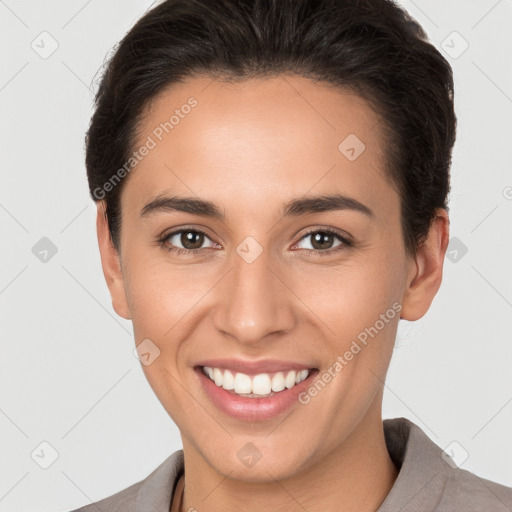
[310,232,336,250]
[179,231,205,250]
[294,229,351,254]
[161,229,218,254]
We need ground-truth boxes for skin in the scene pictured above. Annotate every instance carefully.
[97,74,449,512]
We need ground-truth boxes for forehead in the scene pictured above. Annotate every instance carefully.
[124,74,397,220]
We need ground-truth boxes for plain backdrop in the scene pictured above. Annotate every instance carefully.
[0,1,511,510]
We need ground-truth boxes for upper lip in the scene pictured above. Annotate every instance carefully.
[195,358,317,375]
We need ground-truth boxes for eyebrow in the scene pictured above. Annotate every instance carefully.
[140,193,374,219]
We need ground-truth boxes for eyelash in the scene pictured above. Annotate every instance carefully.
[158,227,353,257]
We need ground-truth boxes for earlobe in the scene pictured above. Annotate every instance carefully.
[400,208,450,321]
[96,202,132,320]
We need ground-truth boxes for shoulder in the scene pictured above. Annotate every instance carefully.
[443,465,512,508]
[67,450,184,512]
[380,418,512,510]
[69,479,141,512]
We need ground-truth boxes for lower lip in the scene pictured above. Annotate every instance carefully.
[195,367,318,421]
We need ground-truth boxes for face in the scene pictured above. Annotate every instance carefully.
[98,74,446,482]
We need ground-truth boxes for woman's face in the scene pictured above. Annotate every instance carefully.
[100,75,436,481]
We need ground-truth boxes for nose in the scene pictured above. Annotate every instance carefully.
[212,244,297,346]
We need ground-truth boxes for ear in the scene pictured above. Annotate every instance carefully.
[96,202,132,319]
[400,208,450,321]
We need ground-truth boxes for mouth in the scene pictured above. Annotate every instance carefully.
[194,362,319,421]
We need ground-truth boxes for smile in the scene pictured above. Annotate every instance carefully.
[195,363,318,421]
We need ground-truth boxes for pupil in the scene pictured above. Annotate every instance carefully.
[182,231,204,249]
[312,232,332,250]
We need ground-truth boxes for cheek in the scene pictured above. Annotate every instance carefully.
[293,257,402,330]
[290,255,405,388]
[123,246,211,337]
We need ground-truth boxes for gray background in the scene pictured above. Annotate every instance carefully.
[0,0,511,510]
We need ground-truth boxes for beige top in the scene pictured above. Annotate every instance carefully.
[70,417,512,511]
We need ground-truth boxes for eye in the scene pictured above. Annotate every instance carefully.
[293,229,352,254]
[159,228,219,254]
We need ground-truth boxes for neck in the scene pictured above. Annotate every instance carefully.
[179,408,398,512]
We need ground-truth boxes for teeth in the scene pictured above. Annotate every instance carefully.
[271,372,285,392]
[202,366,311,397]
[213,367,223,387]
[252,373,272,395]
[285,370,296,389]
[234,372,252,394]
[223,369,235,390]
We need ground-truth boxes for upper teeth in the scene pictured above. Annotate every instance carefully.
[202,366,310,396]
